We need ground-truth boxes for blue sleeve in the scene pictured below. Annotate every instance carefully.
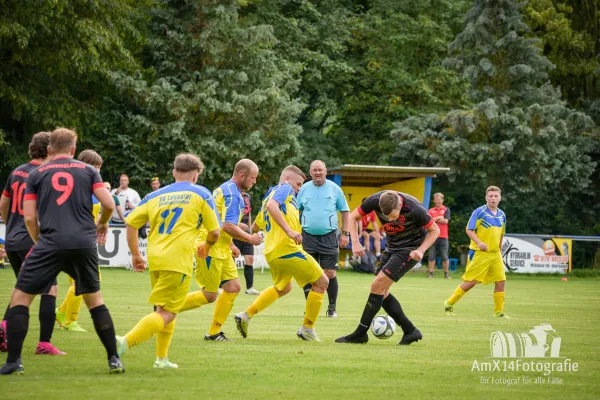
[223,192,242,224]
[297,186,305,211]
[335,185,350,212]
[272,184,292,205]
[466,208,480,230]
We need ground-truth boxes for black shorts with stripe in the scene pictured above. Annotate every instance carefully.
[375,250,419,282]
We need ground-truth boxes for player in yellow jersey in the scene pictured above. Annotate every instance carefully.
[179,159,263,341]
[116,153,220,368]
[444,186,508,317]
[55,150,104,332]
[234,165,329,341]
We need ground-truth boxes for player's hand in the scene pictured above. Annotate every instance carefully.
[131,254,146,272]
[478,242,489,251]
[230,245,241,258]
[409,249,424,261]
[96,222,109,245]
[248,233,263,246]
[239,223,249,233]
[339,235,349,249]
[285,229,302,245]
[0,248,5,258]
[352,239,365,257]
[197,242,210,259]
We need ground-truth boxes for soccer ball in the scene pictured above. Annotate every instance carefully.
[370,315,396,339]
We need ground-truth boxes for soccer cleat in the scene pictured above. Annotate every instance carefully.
[108,356,125,374]
[245,287,260,295]
[444,301,455,316]
[0,359,24,375]
[335,331,368,344]
[0,320,7,352]
[234,312,250,338]
[326,304,337,318]
[398,328,423,345]
[427,272,434,278]
[444,272,451,280]
[116,336,128,357]
[204,332,231,341]
[35,342,66,355]
[63,321,87,332]
[296,326,321,342]
[154,357,178,369]
[494,312,510,318]
[55,308,67,327]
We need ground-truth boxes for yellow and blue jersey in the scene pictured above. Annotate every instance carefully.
[196,180,243,259]
[255,183,301,261]
[126,181,220,276]
[466,205,506,252]
[91,195,101,222]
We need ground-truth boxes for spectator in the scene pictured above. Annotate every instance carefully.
[427,192,451,279]
[110,174,141,223]
[104,182,126,222]
[151,177,161,192]
[358,197,382,259]
[297,160,350,318]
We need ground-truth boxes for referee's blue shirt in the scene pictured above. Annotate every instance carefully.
[297,180,349,235]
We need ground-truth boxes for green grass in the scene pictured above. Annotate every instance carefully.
[0,268,599,399]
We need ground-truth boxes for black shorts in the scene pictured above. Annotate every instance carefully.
[375,251,419,282]
[232,239,254,256]
[302,230,339,270]
[16,247,100,296]
[8,249,57,294]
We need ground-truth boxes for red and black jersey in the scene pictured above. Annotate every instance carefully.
[2,161,43,251]
[358,191,433,252]
[240,192,251,225]
[24,156,104,249]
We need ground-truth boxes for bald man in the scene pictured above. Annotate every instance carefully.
[297,160,350,317]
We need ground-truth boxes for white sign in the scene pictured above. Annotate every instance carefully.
[501,235,571,274]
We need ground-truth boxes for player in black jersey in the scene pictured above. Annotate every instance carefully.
[335,191,440,345]
[0,132,65,355]
[0,128,124,375]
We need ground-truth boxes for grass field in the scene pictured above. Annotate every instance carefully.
[0,267,599,399]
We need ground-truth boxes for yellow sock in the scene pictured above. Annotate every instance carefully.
[208,291,237,336]
[125,312,165,348]
[247,286,279,318]
[180,291,210,312]
[66,290,83,325]
[302,291,324,329]
[58,285,76,314]
[447,286,466,305]
[493,292,505,313]
[156,319,176,358]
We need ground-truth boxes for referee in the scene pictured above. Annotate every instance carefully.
[297,160,350,317]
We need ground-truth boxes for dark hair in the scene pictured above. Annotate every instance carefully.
[379,191,401,215]
[28,131,50,160]
[78,149,103,167]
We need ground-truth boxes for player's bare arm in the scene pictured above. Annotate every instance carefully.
[0,194,9,223]
[125,223,146,272]
[230,242,241,258]
[23,199,39,243]
[266,198,302,245]
[339,210,350,248]
[466,229,488,251]
[223,222,262,245]
[349,208,364,257]
[197,228,220,259]
[94,185,115,245]
[410,222,440,261]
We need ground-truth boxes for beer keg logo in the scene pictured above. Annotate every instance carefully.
[490,324,561,358]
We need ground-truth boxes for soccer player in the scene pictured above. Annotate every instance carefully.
[444,186,507,317]
[0,131,65,356]
[180,159,263,341]
[55,150,104,332]
[234,165,329,341]
[233,190,260,295]
[335,191,439,345]
[117,153,220,368]
[0,128,123,375]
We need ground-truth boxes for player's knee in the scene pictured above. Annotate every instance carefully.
[156,308,176,325]
[247,255,254,264]
[10,289,35,308]
[82,291,104,309]
[372,232,382,240]
[277,283,293,296]
[203,290,218,303]
[325,269,336,279]
[47,285,58,297]
[222,279,241,294]
[312,274,329,293]
[370,277,388,295]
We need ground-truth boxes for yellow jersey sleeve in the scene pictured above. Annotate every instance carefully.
[91,195,101,223]
[261,184,303,261]
[200,196,220,234]
[467,205,506,252]
[125,201,149,229]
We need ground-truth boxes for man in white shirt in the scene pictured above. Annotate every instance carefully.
[110,174,141,223]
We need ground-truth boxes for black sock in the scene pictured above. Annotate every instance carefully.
[3,304,9,321]
[38,295,56,343]
[382,293,415,334]
[244,265,254,289]
[302,284,312,300]
[6,305,29,363]
[327,276,338,307]
[356,293,384,336]
[89,304,118,359]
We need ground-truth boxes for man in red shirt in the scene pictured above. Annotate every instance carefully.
[427,193,451,279]
[358,197,382,259]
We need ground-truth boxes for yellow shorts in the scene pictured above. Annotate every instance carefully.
[195,256,238,293]
[268,250,323,292]
[68,268,102,285]
[148,270,191,313]
[462,250,506,284]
